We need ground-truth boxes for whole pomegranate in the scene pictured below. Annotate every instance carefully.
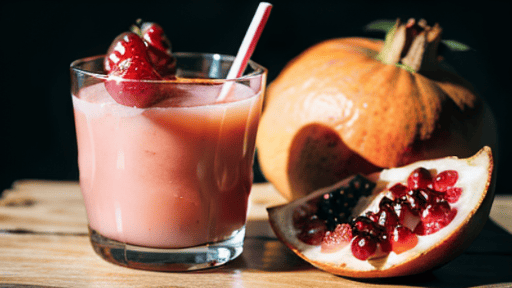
[256,19,497,200]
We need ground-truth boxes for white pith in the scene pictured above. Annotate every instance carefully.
[269,147,492,272]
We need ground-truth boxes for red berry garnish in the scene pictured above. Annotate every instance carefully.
[351,235,377,261]
[408,167,433,190]
[104,32,150,73]
[390,225,418,254]
[434,170,458,192]
[105,57,164,108]
[139,21,176,77]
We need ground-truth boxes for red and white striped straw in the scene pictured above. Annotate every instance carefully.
[218,2,272,101]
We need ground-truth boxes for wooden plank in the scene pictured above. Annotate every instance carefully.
[1,180,512,287]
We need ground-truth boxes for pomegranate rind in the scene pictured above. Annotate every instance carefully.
[267,147,494,278]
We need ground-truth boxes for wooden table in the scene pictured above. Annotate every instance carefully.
[1,180,511,287]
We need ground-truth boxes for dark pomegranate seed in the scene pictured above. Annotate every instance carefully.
[408,167,433,190]
[352,216,377,236]
[293,202,318,229]
[377,205,399,232]
[418,188,444,204]
[389,183,409,199]
[297,218,327,245]
[351,235,377,260]
[401,190,427,212]
[445,187,462,203]
[390,225,418,254]
[434,170,458,192]
[365,211,379,223]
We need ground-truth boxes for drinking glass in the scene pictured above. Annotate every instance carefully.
[70,53,266,271]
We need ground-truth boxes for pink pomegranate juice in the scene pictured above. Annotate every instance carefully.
[73,82,263,248]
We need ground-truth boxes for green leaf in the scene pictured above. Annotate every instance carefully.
[365,20,396,33]
[441,40,471,51]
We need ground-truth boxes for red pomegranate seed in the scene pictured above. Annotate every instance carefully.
[297,218,327,245]
[391,225,418,254]
[293,202,318,229]
[445,187,462,203]
[321,223,352,253]
[408,167,433,190]
[415,207,457,235]
[434,170,458,192]
[351,235,377,260]
[389,183,409,199]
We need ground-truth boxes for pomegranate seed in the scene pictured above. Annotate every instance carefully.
[321,223,352,253]
[352,216,377,235]
[421,200,451,222]
[297,218,327,245]
[419,188,444,204]
[351,235,377,261]
[434,170,458,192]
[378,233,392,254]
[377,206,399,232]
[365,211,379,223]
[445,187,462,203]
[293,202,318,229]
[391,225,418,254]
[389,183,409,199]
[401,190,427,212]
[415,208,457,235]
[408,167,433,190]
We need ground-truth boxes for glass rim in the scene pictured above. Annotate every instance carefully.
[70,52,267,84]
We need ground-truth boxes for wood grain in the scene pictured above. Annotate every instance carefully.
[1,180,512,287]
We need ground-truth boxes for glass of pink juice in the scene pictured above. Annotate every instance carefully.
[70,53,266,271]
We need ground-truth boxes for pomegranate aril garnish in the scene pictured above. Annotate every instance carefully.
[321,223,352,253]
[351,235,378,261]
[391,225,418,254]
[389,183,409,198]
[297,218,327,245]
[434,170,458,192]
[445,187,462,203]
[408,167,433,190]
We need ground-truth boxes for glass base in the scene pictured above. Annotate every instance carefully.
[88,226,245,271]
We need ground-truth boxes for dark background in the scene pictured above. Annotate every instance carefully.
[1,1,510,195]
